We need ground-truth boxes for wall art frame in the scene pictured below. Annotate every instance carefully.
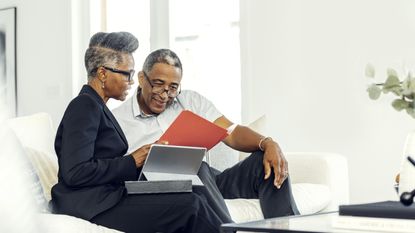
[0,7,16,116]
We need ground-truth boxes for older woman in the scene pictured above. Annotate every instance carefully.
[50,32,222,233]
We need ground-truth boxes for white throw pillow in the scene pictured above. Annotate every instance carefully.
[292,183,331,215]
[24,147,58,202]
[224,183,331,223]
[208,142,239,171]
[240,115,267,161]
[208,115,268,171]
[225,199,264,223]
[6,112,56,155]
[23,151,49,212]
[8,131,49,213]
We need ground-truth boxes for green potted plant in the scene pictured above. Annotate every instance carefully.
[365,63,415,118]
[367,63,415,195]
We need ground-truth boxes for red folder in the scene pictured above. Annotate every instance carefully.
[159,110,228,150]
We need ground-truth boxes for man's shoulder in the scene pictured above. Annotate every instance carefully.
[179,89,201,97]
[112,95,133,119]
[178,90,208,103]
[176,90,203,109]
[177,90,221,121]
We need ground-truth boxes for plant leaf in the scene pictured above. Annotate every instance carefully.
[384,73,400,87]
[402,76,411,95]
[392,87,403,96]
[402,76,415,97]
[392,99,409,111]
[365,63,375,78]
[406,108,415,119]
[382,74,401,95]
[367,84,381,100]
[387,68,398,77]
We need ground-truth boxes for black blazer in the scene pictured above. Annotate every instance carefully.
[50,85,139,220]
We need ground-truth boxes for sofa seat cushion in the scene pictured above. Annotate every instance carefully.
[224,183,331,223]
[38,213,122,233]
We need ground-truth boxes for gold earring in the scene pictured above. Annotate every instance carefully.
[100,76,105,89]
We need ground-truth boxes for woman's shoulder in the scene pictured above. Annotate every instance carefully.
[65,94,103,114]
[71,93,102,106]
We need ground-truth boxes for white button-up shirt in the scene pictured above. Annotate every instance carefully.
[112,89,223,154]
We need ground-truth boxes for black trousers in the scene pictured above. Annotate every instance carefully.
[91,151,299,233]
[215,151,299,218]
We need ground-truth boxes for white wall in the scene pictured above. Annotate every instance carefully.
[0,0,86,127]
[240,0,415,203]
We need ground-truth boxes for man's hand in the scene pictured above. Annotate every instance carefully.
[262,140,288,189]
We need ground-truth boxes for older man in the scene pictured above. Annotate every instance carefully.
[112,49,299,226]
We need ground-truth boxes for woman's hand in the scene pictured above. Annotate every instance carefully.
[131,144,152,168]
[131,140,169,168]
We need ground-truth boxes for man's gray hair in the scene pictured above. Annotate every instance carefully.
[142,49,182,75]
[85,32,139,81]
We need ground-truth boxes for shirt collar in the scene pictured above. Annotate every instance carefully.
[133,88,179,118]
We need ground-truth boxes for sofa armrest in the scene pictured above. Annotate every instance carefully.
[285,152,350,211]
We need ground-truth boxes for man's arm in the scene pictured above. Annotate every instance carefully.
[213,115,288,188]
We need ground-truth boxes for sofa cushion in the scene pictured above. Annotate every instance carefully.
[225,183,331,223]
[225,199,264,223]
[208,142,239,171]
[24,147,58,202]
[39,213,122,233]
[9,131,49,213]
[209,115,269,171]
[24,151,49,212]
[0,127,43,232]
[239,115,267,161]
[292,183,331,215]
[6,112,56,155]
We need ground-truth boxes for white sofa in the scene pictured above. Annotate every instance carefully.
[6,112,350,232]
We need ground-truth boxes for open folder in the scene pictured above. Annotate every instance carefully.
[159,110,228,150]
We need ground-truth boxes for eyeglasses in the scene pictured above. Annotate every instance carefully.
[142,71,181,98]
[103,66,135,82]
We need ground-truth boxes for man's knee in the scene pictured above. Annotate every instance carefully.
[179,193,203,211]
[156,193,220,232]
[244,151,265,171]
[179,193,212,217]
[234,151,269,183]
[199,161,210,172]
[179,193,222,230]
[249,150,264,162]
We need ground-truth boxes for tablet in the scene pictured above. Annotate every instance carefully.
[139,144,207,186]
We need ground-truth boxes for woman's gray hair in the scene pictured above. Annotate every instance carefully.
[85,32,139,81]
[142,49,182,75]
